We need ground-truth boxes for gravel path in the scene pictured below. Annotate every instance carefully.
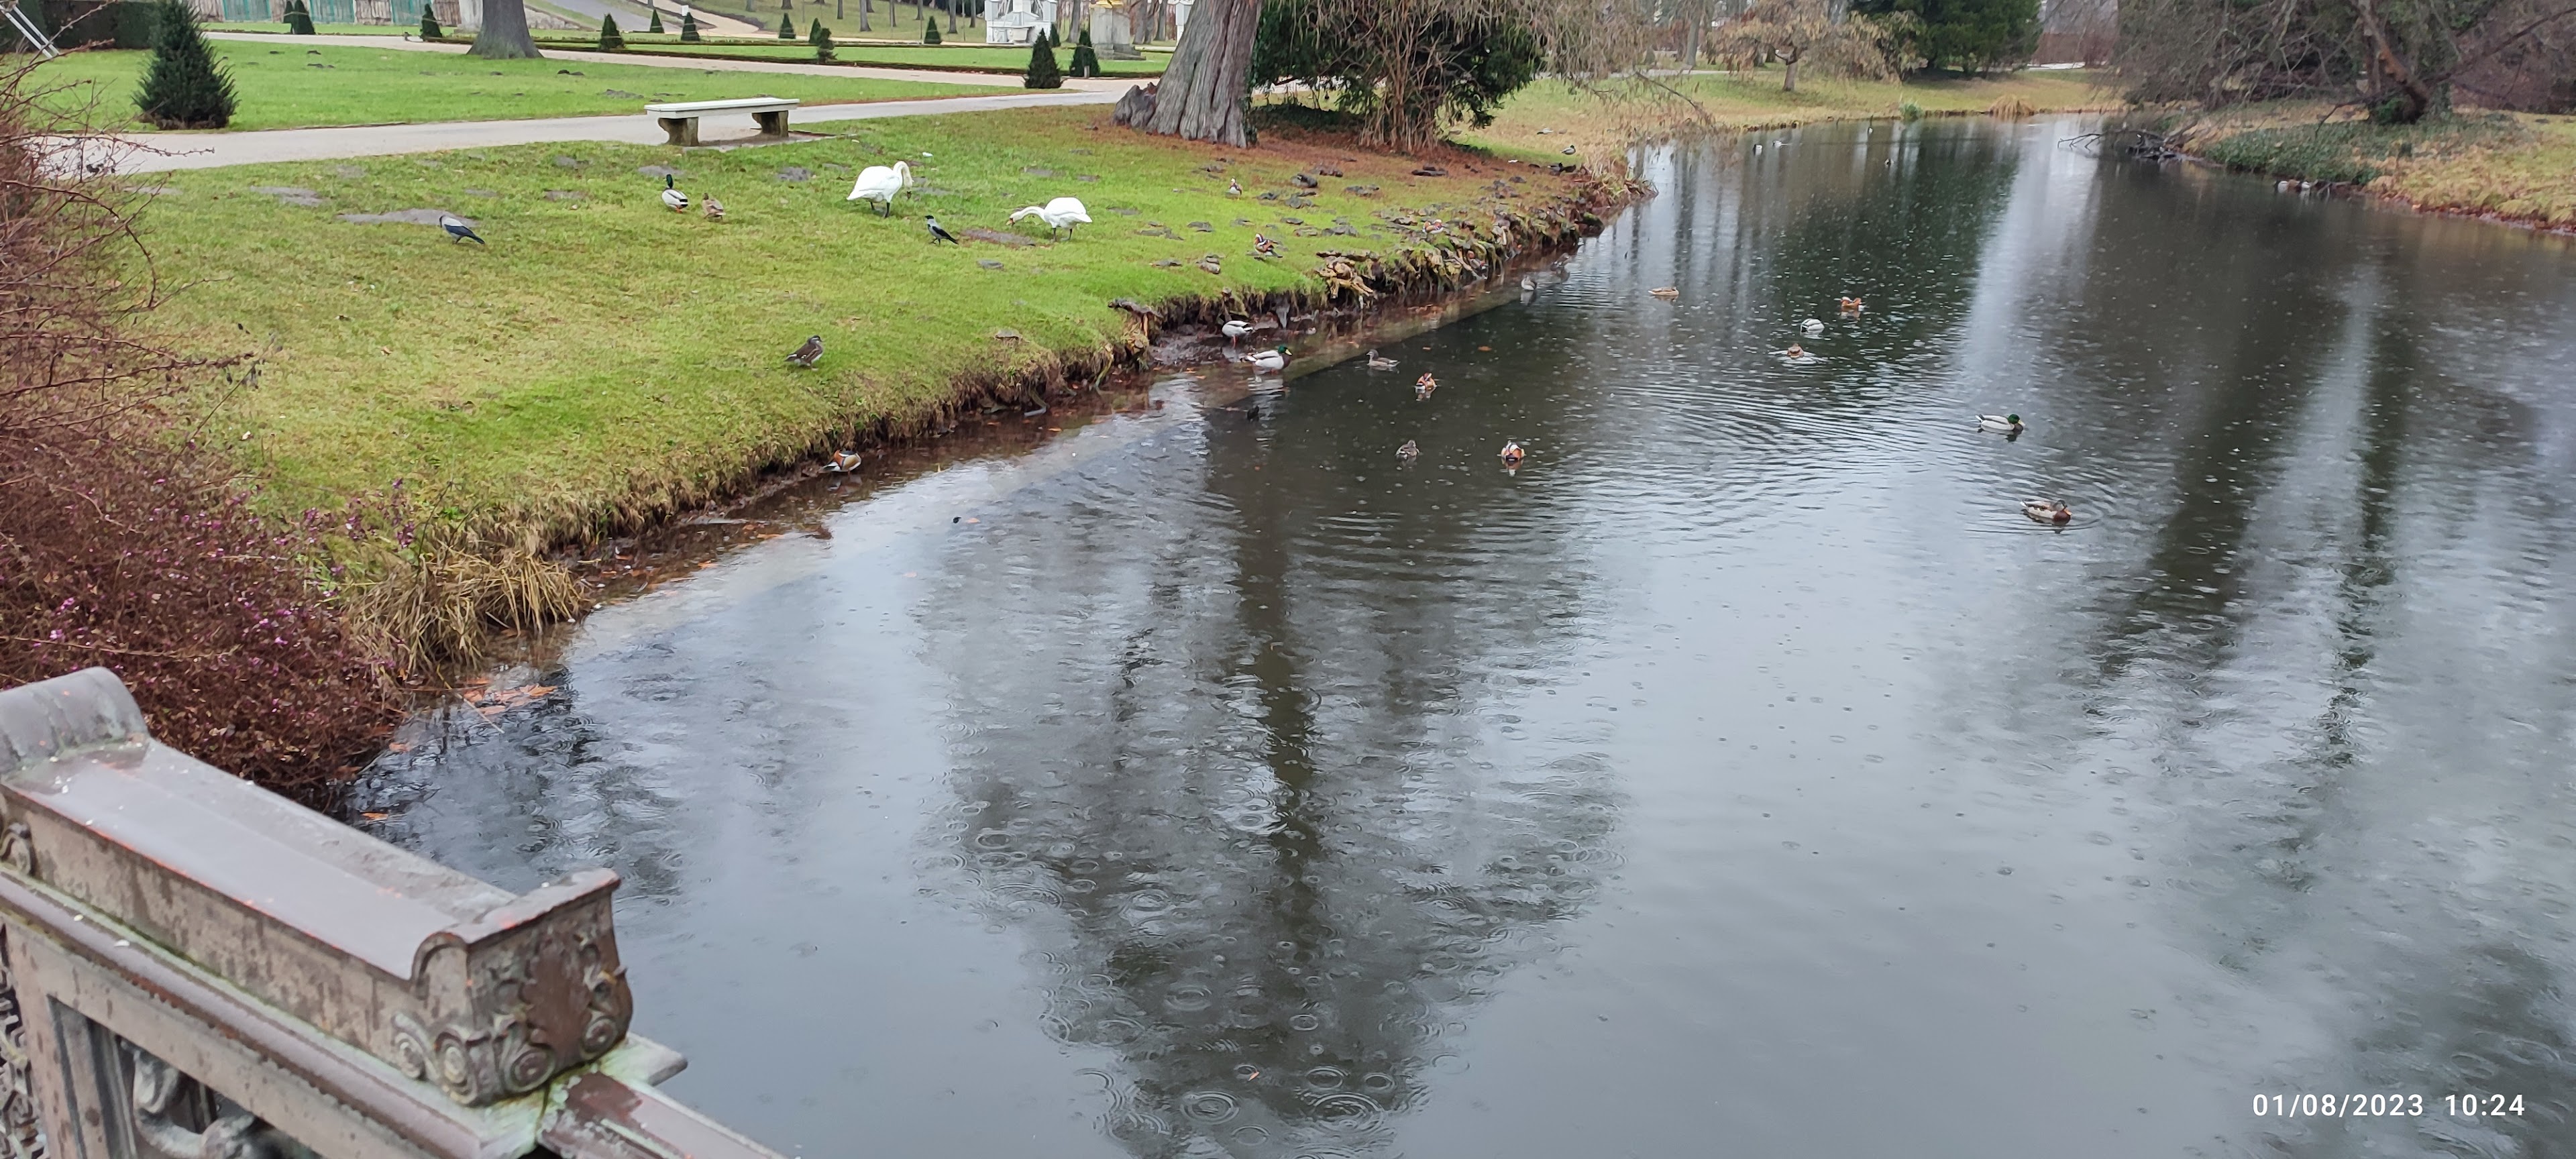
[107,88,1124,172]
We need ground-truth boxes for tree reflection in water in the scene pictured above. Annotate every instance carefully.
[918,408,1620,1156]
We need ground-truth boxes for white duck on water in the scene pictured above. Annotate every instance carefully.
[1009,197,1091,239]
[846,160,913,216]
[1247,345,1287,372]
[1978,412,2025,433]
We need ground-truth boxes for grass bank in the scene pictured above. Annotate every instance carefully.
[130,105,1600,566]
[32,42,1010,131]
[2168,105,2576,231]
[1459,67,2117,168]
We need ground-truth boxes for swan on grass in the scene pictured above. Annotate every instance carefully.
[847,160,913,216]
[1009,197,1090,239]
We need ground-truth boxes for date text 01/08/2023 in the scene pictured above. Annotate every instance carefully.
[2252,1094,2526,1117]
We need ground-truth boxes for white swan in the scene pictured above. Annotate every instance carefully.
[846,160,912,216]
[1009,196,1090,239]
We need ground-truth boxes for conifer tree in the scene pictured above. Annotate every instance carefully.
[646,4,663,31]
[922,11,939,40]
[679,7,700,38]
[137,0,237,129]
[1070,25,1099,75]
[598,12,624,47]
[778,8,796,35]
[419,3,442,36]
[284,0,315,34]
[1023,26,1061,87]
[810,17,834,58]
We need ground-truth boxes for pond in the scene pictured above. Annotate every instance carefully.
[364,115,2576,1158]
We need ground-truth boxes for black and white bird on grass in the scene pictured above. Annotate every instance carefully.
[659,174,688,213]
[924,215,961,245]
[787,335,824,368]
[1252,233,1281,259]
[439,213,484,244]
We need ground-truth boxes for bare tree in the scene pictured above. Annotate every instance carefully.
[468,0,544,58]
[2118,0,2576,120]
[1709,0,1899,90]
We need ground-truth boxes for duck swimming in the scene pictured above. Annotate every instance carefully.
[1248,345,1288,372]
[1415,372,1438,399]
[1978,412,2025,433]
[2023,500,2073,524]
[1499,440,1527,467]
[1801,317,1825,333]
[826,451,862,473]
[1367,350,1398,370]
[1649,286,1681,300]
[1396,439,1419,459]
[1837,296,1865,313]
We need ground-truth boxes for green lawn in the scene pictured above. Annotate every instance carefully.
[525,35,1167,74]
[32,42,1013,131]
[125,106,1576,544]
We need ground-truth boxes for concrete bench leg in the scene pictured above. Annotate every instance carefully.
[755,109,789,137]
[658,116,700,146]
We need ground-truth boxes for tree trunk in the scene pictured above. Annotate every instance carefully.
[2353,0,2436,121]
[947,0,956,33]
[1141,0,1257,145]
[468,0,543,58]
[1781,47,1799,91]
[858,0,868,32]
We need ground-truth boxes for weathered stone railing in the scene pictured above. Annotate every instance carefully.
[0,667,781,1159]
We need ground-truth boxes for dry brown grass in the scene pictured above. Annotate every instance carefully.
[2176,103,2576,230]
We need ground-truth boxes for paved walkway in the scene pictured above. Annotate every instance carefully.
[111,87,1124,171]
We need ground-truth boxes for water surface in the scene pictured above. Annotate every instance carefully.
[367,116,2576,1158]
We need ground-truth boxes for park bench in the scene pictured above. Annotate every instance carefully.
[643,96,800,146]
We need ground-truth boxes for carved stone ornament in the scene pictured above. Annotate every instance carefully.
[0,936,41,1159]
[389,891,633,1107]
[0,824,30,878]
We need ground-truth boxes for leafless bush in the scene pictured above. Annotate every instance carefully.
[0,56,400,808]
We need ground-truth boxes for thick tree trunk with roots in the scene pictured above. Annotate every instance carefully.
[469,0,544,58]
[1143,0,1259,145]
